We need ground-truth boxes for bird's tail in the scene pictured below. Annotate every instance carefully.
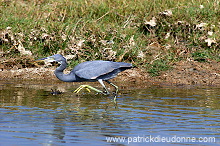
[117,62,133,68]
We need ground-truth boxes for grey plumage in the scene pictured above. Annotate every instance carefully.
[73,60,131,81]
[37,54,132,97]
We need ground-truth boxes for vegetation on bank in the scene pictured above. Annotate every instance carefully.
[0,0,219,76]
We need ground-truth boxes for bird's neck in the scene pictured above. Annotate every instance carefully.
[54,61,76,82]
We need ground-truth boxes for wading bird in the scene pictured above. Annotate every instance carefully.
[37,54,132,100]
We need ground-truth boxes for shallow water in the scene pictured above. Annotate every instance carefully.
[0,80,220,146]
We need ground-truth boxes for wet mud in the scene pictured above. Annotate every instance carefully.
[1,59,219,87]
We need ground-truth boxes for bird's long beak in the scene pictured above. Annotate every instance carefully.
[35,56,55,63]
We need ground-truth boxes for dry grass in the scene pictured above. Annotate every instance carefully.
[0,0,219,76]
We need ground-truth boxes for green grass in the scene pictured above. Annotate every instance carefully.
[0,0,219,76]
[147,59,171,76]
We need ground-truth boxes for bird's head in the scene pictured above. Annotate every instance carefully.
[36,54,66,64]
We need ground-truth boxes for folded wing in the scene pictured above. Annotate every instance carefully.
[73,61,132,80]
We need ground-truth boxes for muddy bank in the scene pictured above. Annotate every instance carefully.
[151,60,220,86]
[0,59,219,87]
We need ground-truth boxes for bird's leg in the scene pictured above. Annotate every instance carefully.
[105,80,118,94]
[105,80,118,101]
[74,85,103,94]
[98,79,110,95]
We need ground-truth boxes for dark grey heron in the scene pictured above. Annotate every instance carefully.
[37,54,132,100]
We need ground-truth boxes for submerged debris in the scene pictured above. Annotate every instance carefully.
[51,89,63,95]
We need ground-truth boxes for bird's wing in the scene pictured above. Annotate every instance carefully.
[74,61,119,80]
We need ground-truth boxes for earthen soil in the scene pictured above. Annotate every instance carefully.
[1,60,219,87]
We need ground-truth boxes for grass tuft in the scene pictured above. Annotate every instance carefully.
[0,0,219,75]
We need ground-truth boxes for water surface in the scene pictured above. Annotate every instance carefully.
[0,80,219,145]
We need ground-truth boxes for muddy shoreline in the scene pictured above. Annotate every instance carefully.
[1,60,219,87]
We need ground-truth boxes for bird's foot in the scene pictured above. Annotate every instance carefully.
[113,94,117,101]
[74,85,91,93]
[112,92,118,101]
[103,90,118,101]
[102,91,110,95]
[74,85,103,94]
[112,91,117,96]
